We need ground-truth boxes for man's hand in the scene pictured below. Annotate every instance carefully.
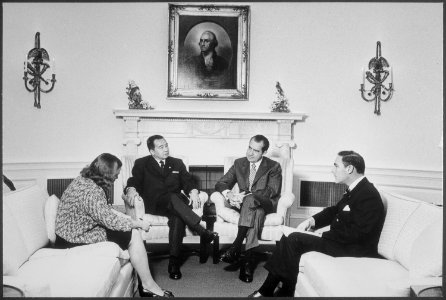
[227,191,245,209]
[296,217,315,232]
[125,187,139,207]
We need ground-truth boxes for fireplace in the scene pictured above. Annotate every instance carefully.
[113,110,308,165]
[189,165,224,195]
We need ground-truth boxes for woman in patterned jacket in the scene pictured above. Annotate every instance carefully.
[55,153,173,297]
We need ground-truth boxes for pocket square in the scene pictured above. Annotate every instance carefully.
[172,171,179,174]
[343,205,350,211]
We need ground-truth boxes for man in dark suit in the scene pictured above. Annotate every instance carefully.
[249,151,385,297]
[124,135,218,280]
[212,135,282,283]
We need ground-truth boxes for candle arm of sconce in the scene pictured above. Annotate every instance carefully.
[379,83,394,102]
[23,76,37,92]
[40,76,56,93]
[360,87,376,102]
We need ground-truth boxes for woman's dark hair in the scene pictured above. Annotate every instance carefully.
[80,153,122,200]
[338,150,365,174]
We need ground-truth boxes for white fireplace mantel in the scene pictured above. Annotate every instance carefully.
[113,109,308,165]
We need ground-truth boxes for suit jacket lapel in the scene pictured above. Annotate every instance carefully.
[147,155,164,177]
[240,158,250,190]
[164,157,173,176]
[348,177,368,205]
[251,158,269,186]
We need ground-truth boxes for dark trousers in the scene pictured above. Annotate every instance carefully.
[236,194,266,250]
[264,232,347,288]
[165,193,201,258]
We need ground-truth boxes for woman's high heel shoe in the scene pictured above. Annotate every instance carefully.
[138,275,174,297]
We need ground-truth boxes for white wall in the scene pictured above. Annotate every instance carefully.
[3,3,443,173]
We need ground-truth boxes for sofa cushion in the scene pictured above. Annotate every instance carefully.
[217,206,283,226]
[300,251,410,297]
[30,242,130,263]
[4,184,49,258]
[377,191,420,260]
[3,203,29,275]
[142,214,169,225]
[17,254,121,296]
[218,207,240,224]
[409,217,443,278]
[44,195,60,245]
[393,203,442,270]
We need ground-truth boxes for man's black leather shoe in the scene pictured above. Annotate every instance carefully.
[219,246,240,263]
[168,261,182,280]
[239,259,254,283]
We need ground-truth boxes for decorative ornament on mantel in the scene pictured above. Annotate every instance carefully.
[270,81,290,113]
[125,80,154,110]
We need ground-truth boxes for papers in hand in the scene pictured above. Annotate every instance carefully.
[281,226,322,238]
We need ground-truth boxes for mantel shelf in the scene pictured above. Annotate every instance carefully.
[113,109,308,122]
[113,109,308,164]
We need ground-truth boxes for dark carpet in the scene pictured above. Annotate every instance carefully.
[143,245,273,298]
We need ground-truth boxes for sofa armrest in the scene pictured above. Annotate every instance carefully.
[211,191,226,212]
[3,275,50,297]
[276,192,295,222]
[410,285,443,297]
[3,275,26,292]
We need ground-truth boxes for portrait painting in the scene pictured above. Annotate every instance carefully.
[168,4,250,100]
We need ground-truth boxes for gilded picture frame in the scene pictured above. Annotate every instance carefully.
[167,4,250,100]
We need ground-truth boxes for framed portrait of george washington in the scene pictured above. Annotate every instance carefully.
[167,4,250,100]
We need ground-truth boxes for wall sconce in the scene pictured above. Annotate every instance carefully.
[23,32,56,109]
[359,41,393,115]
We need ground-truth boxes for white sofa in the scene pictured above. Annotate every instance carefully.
[3,184,137,297]
[211,154,295,244]
[295,190,443,297]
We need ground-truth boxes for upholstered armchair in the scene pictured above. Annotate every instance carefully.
[210,153,295,244]
[120,155,208,243]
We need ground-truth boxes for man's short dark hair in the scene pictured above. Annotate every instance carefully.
[251,135,270,153]
[147,135,165,151]
[338,151,365,174]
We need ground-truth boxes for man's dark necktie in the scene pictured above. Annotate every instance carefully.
[160,160,165,172]
[344,188,351,198]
